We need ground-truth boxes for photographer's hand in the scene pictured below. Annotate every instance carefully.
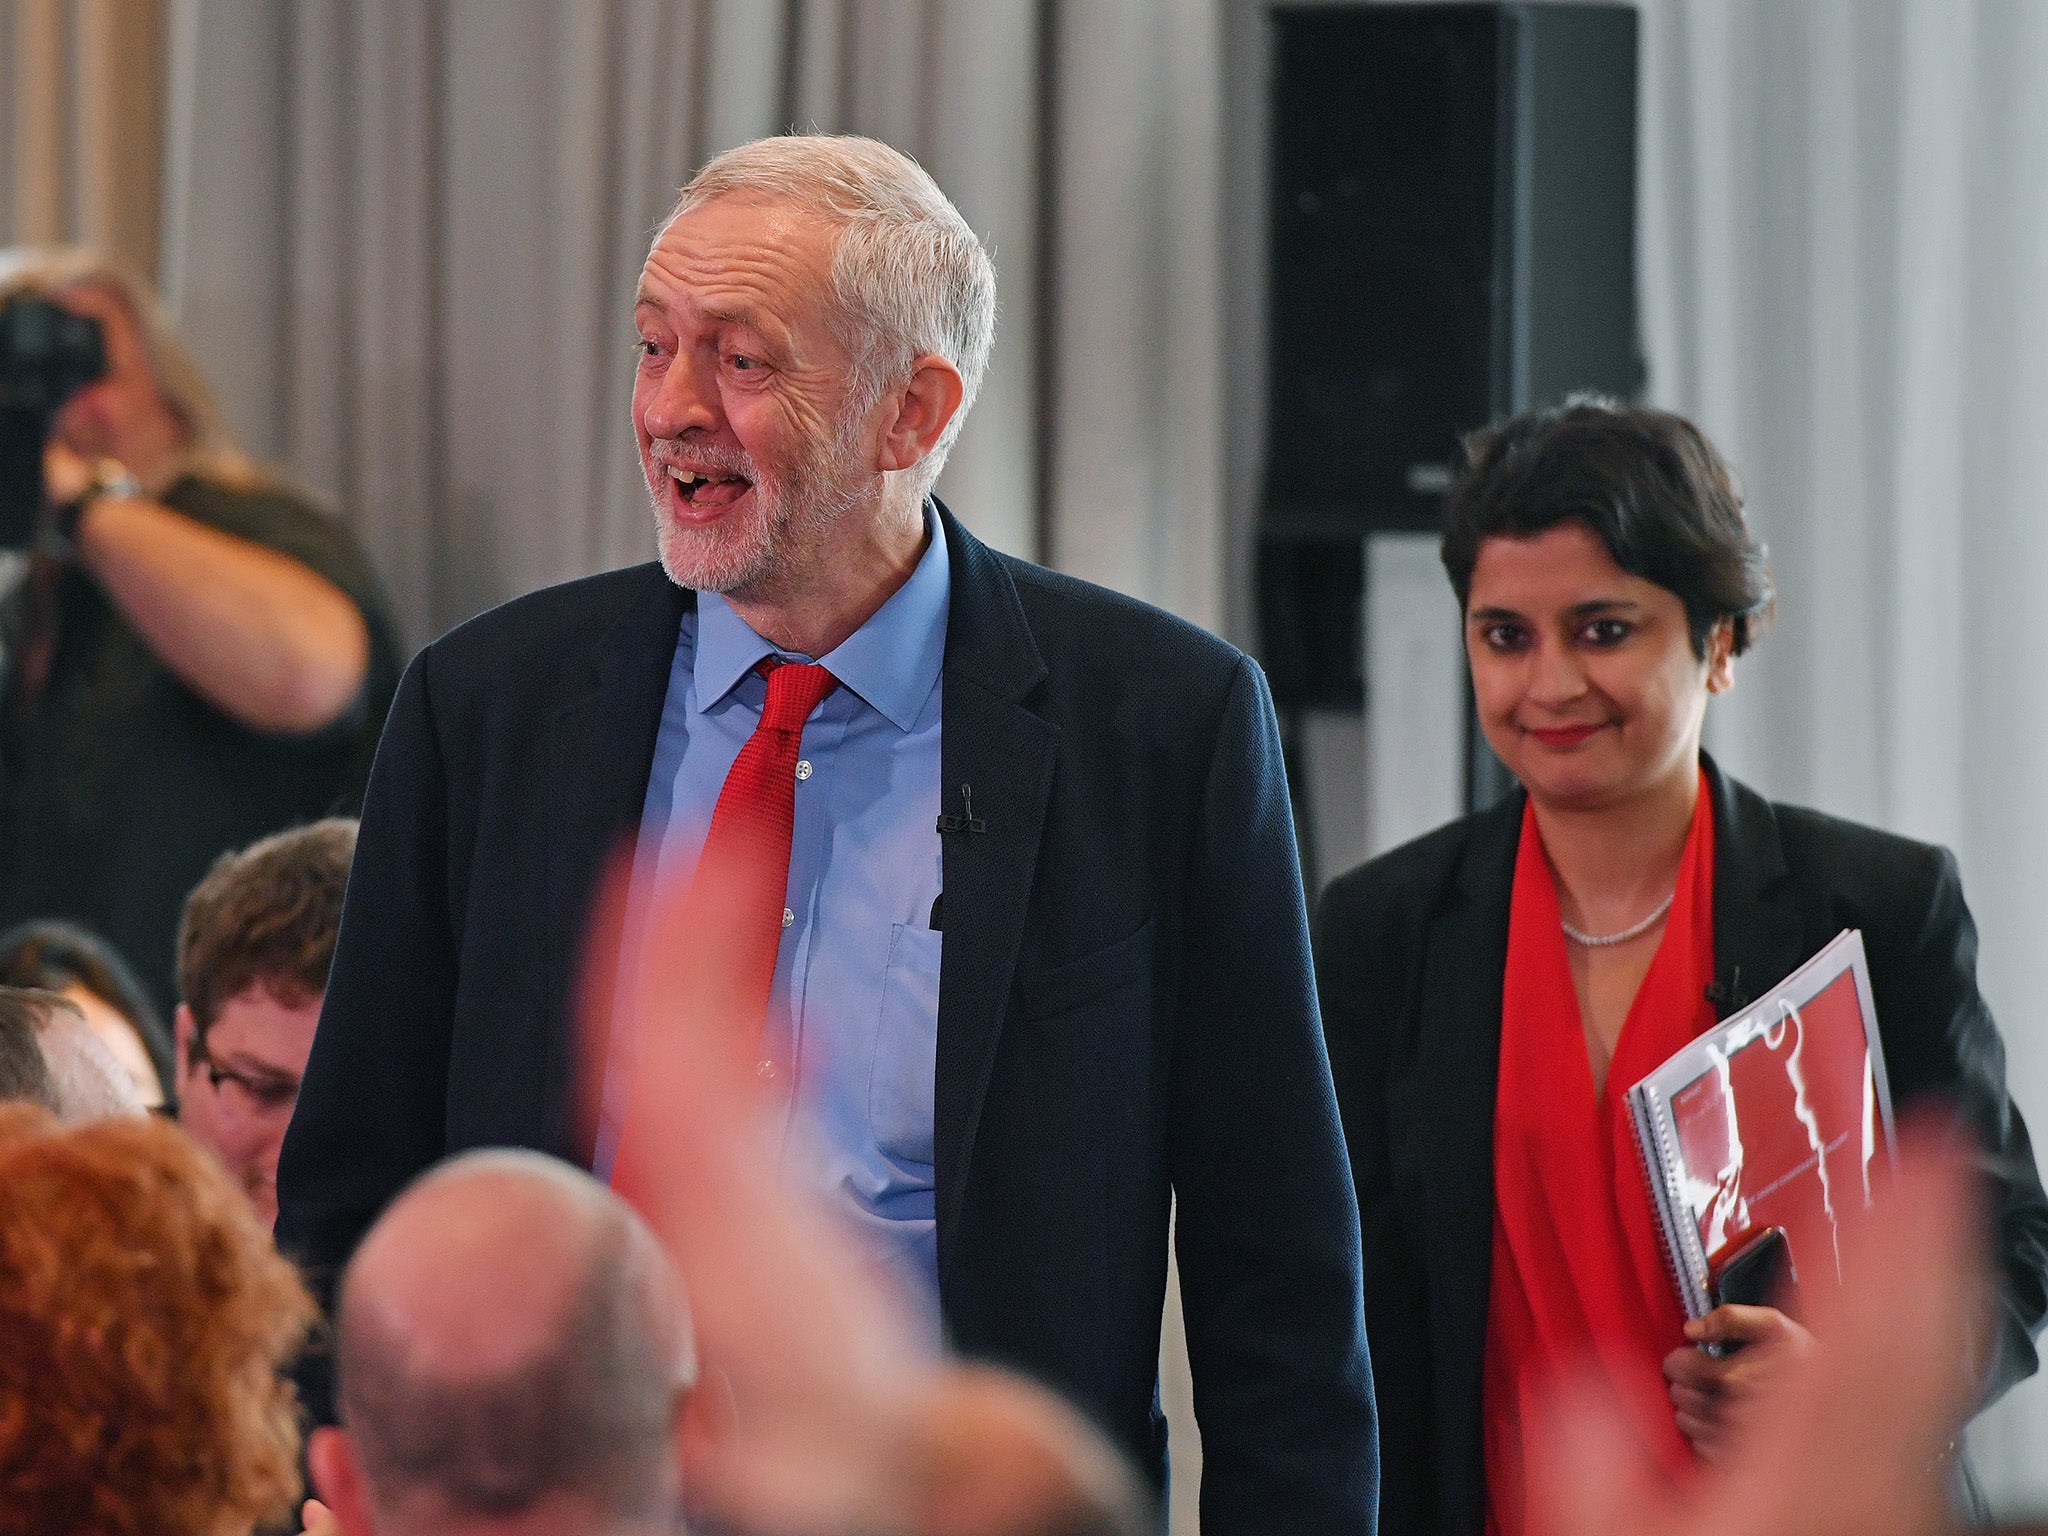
[40,439,99,508]
[44,439,370,735]
[582,860,1154,1536]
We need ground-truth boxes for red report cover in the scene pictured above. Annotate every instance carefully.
[1626,930,1897,1319]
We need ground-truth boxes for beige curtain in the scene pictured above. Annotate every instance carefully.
[1639,0,2048,1511]
[0,0,166,277]
[159,0,1223,652]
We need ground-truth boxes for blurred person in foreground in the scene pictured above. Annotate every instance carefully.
[0,982,143,1119]
[176,816,355,1224]
[306,1148,693,1536]
[0,916,174,1107]
[0,1100,315,1536]
[559,856,1153,1536]
[0,247,400,1013]
[1531,1122,2044,1536]
[1313,399,2048,1534]
[306,1134,1143,1536]
[280,134,1375,1526]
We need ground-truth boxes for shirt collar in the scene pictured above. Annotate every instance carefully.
[691,504,950,732]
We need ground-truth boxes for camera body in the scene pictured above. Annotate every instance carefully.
[0,294,108,550]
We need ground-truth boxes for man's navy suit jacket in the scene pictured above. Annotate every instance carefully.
[276,503,1379,1530]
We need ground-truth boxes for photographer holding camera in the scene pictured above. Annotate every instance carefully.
[0,248,399,1012]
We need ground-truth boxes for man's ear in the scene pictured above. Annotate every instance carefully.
[1705,618,1736,695]
[875,353,965,475]
[309,1426,376,1536]
[173,1003,201,1078]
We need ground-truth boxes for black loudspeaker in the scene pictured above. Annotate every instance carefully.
[1256,1,1642,720]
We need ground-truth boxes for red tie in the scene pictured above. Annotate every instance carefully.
[611,659,837,1200]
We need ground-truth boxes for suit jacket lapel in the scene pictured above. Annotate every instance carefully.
[1406,794,1518,1535]
[931,505,1057,1279]
[1405,761,1824,1531]
[1704,755,1827,1015]
[541,568,692,1157]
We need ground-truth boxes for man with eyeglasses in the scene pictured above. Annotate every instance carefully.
[174,817,355,1225]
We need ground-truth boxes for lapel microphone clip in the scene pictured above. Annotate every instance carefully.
[1704,965,1743,1012]
[937,783,987,835]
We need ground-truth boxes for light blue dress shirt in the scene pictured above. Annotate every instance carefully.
[607,508,949,1316]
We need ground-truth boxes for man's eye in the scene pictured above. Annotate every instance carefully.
[728,353,760,371]
[634,338,663,359]
[206,1065,298,1108]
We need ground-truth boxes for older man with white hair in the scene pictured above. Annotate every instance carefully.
[281,133,1377,1529]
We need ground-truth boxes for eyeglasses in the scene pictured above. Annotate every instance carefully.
[192,1047,300,1115]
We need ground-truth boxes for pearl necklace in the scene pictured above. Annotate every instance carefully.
[1561,890,1676,948]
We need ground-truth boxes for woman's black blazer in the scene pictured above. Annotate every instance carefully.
[1313,755,2048,1536]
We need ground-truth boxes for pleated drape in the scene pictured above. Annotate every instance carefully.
[0,0,166,277]
[1639,0,2048,1509]
[158,0,1224,659]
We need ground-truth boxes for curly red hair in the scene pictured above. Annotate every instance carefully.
[0,1103,316,1536]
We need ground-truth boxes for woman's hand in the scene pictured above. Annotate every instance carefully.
[1532,1126,1980,1536]
[1662,1304,1816,1462]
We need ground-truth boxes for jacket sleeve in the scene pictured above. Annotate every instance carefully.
[1872,845,2048,1409]
[1314,872,1393,1278]
[275,644,461,1418]
[1168,654,1380,1533]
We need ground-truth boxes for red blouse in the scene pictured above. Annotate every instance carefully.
[1482,777,1717,1536]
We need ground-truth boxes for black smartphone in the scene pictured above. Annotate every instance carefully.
[1712,1225,1799,1312]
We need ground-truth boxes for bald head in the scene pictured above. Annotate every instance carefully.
[37,1001,147,1121]
[0,985,142,1121]
[331,1151,690,1531]
[0,987,58,1110]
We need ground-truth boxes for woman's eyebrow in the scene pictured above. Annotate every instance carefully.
[1466,598,1647,623]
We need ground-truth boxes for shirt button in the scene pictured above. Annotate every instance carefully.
[756,1060,778,1082]
[795,759,813,781]
[781,907,794,928]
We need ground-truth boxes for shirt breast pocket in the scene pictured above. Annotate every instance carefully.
[869,922,941,1168]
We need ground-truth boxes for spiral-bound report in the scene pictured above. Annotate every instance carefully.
[1626,929,1897,1320]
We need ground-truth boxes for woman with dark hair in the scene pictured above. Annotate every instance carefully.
[1313,399,2048,1535]
[0,920,173,1110]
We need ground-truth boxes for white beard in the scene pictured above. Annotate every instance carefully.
[648,424,868,598]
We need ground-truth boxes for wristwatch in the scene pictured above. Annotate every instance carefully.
[42,457,140,559]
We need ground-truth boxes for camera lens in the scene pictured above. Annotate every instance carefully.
[0,295,108,415]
